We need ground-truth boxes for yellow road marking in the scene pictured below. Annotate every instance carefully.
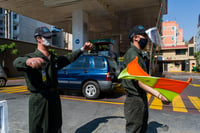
[61,96,124,105]
[0,86,28,93]
[0,86,27,89]
[7,90,29,93]
[172,95,187,112]
[147,93,151,102]
[0,88,27,91]
[190,84,200,87]
[188,96,200,112]
[149,97,163,110]
[2,86,200,113]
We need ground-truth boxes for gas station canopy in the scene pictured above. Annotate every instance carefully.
[0,0,167,34]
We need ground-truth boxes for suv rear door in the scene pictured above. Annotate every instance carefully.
[91,56,108,81]
[58,56,91,90]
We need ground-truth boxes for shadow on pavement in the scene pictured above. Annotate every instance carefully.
[147,121,169,133]
[75,116,124,133]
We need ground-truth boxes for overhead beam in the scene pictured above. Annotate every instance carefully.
[95,0,118,18]
[44,0,82,7]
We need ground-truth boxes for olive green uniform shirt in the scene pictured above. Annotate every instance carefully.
[13,48,83,133]
[121,45,147,96]
[13,49,83,92]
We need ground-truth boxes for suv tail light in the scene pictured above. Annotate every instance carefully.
[106,72,111,81]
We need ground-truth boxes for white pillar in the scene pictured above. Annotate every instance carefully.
[72,10,88,51]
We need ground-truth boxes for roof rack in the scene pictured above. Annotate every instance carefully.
[82,51,112,57]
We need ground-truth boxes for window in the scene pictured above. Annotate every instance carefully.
[13,36,18,40]
[13,26,17,30]
[13,13,17,19]
[176,49,186,55]
[0,20,3,25]
[189,47,194,56]
[71,57,90,69]
[94,57,105,69]
[163,27,166,30]
[158,51,163,55]
[0,8,3,14]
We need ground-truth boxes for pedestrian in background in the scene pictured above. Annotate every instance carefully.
[13,26,92,133]
[122,25,170,133]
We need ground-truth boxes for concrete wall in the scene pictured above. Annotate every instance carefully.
[0,38,70,77]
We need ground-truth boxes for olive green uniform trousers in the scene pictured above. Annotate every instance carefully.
[122,45,149,133]
[29,91,62,133]
[124,94,148,133]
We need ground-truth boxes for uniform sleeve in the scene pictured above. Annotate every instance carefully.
[13,56,29,71]
[122,48,139,87]
[123,49,137,68]
[56,49,83,69]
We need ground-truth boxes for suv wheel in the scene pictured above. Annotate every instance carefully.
[82,81,100,99]
[0,78,6,87]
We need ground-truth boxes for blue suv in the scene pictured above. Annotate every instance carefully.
[57,55,120,99]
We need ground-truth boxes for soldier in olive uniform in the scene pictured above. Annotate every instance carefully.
[122,25,170,133]
[13,26,92,133]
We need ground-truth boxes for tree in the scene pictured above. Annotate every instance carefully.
[194,52,200,71]
[0,42,19,67]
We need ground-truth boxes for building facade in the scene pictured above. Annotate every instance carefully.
[195,14,200,52]
[0,8,69,48]
[162,21,183,46]
[0,8,52,43]
[157,21,196,72]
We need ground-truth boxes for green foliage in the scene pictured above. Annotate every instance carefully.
[8,42,16,49]
[194,52,200,57]
[11,49,19,54]
[0,44,8,52]
[194,52,200,67]
[0,42,18,55]
[48,48,57,55]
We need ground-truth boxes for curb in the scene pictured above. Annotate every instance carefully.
[8,77,24,80]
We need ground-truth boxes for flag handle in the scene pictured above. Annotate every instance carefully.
[188,78,192,83]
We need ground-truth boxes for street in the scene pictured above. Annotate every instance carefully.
[1,72,200,133]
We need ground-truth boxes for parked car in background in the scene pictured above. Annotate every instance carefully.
[0,65,7,87]
[57,54,120,99]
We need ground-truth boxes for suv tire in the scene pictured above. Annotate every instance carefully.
[0,78,6,87]
[82,81,100,99]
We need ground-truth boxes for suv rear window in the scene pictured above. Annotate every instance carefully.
[94,57,105,69]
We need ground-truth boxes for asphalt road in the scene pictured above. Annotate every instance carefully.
[1,72,200,133]
[1,92,200,133]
